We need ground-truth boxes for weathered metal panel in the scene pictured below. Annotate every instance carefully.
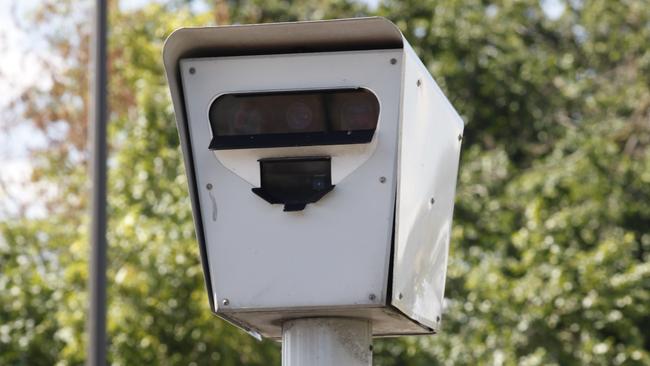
[392,43,465,331]
[179,49,402,311]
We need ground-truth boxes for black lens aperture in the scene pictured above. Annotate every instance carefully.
[251,157,335,211]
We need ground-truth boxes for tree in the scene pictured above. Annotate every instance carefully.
[373,0,650,364]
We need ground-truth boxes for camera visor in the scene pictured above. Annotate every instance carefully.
[208,88,379,150]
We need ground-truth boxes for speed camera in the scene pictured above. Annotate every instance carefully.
[163,17,464,339]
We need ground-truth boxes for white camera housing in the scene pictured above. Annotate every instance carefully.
[163,17,464,339]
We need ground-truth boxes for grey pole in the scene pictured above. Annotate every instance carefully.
[88,0,108,365]
[282,318,373,366]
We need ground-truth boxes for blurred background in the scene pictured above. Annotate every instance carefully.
[1,0,649,365]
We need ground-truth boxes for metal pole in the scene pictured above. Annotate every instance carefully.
[88,0,108,365]
[282,318,372,366]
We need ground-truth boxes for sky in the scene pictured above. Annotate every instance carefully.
[0,0,50,218]
[0,0,45,108]
[0,0,52,153]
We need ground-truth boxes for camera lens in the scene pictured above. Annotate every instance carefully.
[286,102,313,130]
[233,106,263,134]
[312,175,327,191]
[340,101,375,130]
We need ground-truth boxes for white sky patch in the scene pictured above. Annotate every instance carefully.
[0,160,49,219]
[0,122,49,159]
[0,0,56,220]
[541,0,566,20]
[362,0,380,10]
[0,0,54,148]
[0,0,45,108]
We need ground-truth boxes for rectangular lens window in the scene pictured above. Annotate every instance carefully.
[208,88,379,150]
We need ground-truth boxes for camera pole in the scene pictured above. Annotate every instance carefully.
[282,318,372,366]
[88,0,108,365]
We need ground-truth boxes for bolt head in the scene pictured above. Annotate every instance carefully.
[417,79,422,87]
[222,298,229,306]
[379,176,387,183]
[189,67,196,74]
[398,293,403,300]
[369,293,376,301]
[206,183,213,190]
[390,58,397,65]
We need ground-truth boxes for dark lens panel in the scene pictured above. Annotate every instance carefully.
[208,88,379,150]
[252,157,335,212]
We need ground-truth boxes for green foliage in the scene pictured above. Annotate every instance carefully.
[372,1,650,364]
[1,0,649,365]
